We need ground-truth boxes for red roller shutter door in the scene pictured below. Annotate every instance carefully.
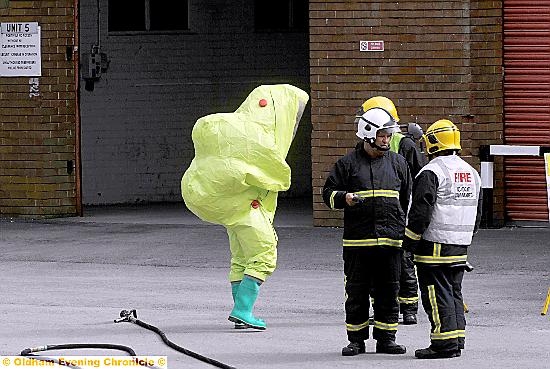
[503,0,550,221]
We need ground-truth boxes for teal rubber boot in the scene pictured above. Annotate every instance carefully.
[231,281,240,300]
[231,282,247,329]
[228,276,266,330]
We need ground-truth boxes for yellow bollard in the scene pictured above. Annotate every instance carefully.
[541,287,550,316]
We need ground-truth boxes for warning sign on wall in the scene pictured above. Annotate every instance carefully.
[0,22,41,77]
[360,40,384,52]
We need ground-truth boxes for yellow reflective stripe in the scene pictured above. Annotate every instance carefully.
[428,285,441,334]
[346,320,369,332]
[431,329,465,340]
[355,189,399,198]
[413,255,468,264]
[374,320,398,331]
[343,238,403,247]
[329,191,337,209]
[398,296,419,304]
[433,243,441,257]
[405,227,421,240]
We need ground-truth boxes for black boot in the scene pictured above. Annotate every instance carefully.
[376,340,406,354]
[402,313,417,325]
[415,347,461,359]
[342,341,365,356]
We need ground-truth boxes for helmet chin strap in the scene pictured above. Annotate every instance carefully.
[366,138,390,151]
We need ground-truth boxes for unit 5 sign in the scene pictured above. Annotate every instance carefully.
[0,22,41,77]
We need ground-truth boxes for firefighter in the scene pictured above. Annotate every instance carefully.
[390,122,426,177]
[362,96,425,325]
[323,106,411,356]
[182,84,309,330]
[402,119,482,359]
[391,121,427,325]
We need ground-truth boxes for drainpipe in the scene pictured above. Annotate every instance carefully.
[74,0,82,216]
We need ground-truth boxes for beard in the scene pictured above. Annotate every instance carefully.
[363,141,387,157]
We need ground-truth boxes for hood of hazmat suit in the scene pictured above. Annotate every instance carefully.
[181,84,309,225]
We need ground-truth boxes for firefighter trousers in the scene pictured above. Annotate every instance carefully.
[343,247,401,343]
[416,264,466,351]
[399,250,419,315]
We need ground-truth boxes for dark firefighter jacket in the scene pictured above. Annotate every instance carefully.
[323,142,412,248]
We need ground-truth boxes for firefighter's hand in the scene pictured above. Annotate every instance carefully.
[403,249,414,261]
[346,193,364,206]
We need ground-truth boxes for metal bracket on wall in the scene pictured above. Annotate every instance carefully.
[66,46,73,61]
[81,44,109,91]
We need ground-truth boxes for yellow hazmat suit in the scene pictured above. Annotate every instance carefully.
[181,84,309,282]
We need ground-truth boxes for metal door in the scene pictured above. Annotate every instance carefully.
[503,0,550,221]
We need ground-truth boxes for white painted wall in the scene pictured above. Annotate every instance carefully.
[79,0,311,204]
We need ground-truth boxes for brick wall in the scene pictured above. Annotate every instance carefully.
[470,1,505,226]
[0,0,78,218]
[1,0,507,222]
[310,0,504,227]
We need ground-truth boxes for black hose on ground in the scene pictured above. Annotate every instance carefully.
[20,343,136,356]
[20,343,139,369]
[115,309,236,369]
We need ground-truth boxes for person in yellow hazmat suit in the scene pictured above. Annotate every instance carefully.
[181,84,309,330]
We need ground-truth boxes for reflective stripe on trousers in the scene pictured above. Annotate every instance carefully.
[417,264,466,351]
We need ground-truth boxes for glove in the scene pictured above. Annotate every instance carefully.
[402,249,414,261]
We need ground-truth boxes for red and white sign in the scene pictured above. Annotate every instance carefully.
[360,40,384,52]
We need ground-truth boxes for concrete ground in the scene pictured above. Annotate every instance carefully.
[1,200,549,368]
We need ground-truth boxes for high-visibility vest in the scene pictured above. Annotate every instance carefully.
[389,131,404,153]
[419,154,481,245]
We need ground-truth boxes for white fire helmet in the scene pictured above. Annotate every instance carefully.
[355,107,399,142]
